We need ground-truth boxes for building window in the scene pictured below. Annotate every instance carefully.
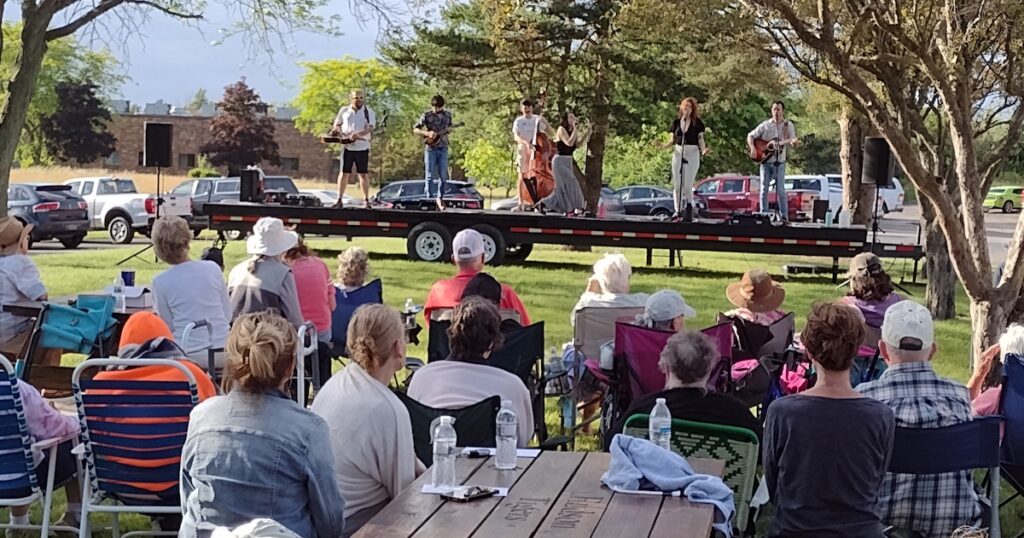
[281,157,300,172]
[137,152,144,166]
[178,153,197,169]
[105,151,121,166]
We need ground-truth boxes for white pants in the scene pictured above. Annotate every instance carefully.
[671,144,701,212]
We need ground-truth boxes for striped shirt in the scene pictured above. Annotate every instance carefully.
[857,361,981,537]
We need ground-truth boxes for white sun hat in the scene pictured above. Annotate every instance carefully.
[246,217,298,257]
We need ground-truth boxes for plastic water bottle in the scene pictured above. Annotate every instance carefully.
[495,400,518,470]
[838,209,852,228]
[404,298,415,313]
[824,207,833,227]
[432,416,457,489]
[649,398,672,451]
[112,275,126,313]
[545,347,566,395]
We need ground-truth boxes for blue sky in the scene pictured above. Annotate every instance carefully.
[7,2,399,107]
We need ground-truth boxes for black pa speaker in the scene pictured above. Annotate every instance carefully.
[239,169,263,202]
[143,123,172,168]
[862,136,894,188]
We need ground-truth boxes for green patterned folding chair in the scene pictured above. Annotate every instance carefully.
[623,414,759,533]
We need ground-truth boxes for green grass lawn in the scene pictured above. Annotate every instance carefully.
[17,234,1023,534]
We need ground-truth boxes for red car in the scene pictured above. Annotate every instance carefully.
[694,174,818,221]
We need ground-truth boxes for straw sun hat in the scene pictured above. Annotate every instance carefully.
[726,269,786,313]
[0,217,32,256]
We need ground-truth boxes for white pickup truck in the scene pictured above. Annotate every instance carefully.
[64,177,192,244]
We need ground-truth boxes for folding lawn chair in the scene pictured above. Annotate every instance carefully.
[72,358,202,538]
[623,414,759,534]
[0,355,78,537]
[394,392,500,467]
[999,353,1024,535]
[181,319,227,385]
[330,279,383,358]
[21,295,117,384]
[886,416,1003,537]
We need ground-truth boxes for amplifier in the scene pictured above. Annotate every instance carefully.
[728,212,775,226]
[280,193,322,207]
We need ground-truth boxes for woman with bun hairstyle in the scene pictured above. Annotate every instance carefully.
[179,312,345,538]
[312,304,423,537]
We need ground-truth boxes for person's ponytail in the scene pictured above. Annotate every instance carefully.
[223,312,297,393]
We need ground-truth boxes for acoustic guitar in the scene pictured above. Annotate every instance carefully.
[320,113,389,144]
[750,133,812,163]
[424,122,465,148]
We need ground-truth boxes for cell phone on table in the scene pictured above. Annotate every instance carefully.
[441,486,498,503]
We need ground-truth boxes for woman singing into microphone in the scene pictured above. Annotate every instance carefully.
[660,97,709,222]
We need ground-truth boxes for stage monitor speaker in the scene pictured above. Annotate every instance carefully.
[862,136,894,188]
[144,123,173,168]
[240,170,262,202]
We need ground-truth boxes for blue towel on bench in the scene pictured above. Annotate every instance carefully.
[601,434,735,537]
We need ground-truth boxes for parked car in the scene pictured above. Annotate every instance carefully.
[694,174,818,221]
[616,186,674,217]
[169,177,241,216]
[984,185,1023,213]
[301,189,354,207]
[786,175,842,221]
[372,180,484,210]
[491,185,626,217]
[823,174,906,216]
[64,177,159,244]
[7,184,90,249]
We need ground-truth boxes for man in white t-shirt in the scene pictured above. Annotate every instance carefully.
[746,101,800,222]
[331,89,377,208]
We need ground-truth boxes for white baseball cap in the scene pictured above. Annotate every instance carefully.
[645,289,697,322]
[453,229,485,261]
[881,300,934,350]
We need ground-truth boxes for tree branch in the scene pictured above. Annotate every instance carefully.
[45,0,201,41]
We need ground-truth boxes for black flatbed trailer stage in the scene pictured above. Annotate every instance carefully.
[202,202,924,282]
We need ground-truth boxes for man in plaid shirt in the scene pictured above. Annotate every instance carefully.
[857,301,981,537]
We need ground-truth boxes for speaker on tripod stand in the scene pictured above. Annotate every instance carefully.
[862,136,894,247]
[118,123,172,266]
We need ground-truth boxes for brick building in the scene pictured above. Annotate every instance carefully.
[93,103,336,180]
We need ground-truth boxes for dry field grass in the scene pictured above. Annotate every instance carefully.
[10,166,334,193]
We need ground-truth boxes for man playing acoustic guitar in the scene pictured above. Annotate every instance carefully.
[332,89,377,208]
[413,95,460,210]
[747,101,800,222]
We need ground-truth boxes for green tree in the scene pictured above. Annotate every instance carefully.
[187,88,210,113]
[40,82,116,164]
[1,23,123,166]
[0,0,344,216]
[462,137,516,196]
[293,56,431,181]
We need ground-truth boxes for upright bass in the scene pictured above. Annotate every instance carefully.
[519,116,556,207]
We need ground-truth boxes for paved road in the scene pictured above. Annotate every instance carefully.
[29,237,151,254]
[876,204,1021,266]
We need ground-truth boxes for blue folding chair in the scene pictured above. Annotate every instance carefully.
[0,355,77,537]
[999,353,1024,532]
[21,295,117,383]
[72,358,201,537]
[330,279,383,357]
[887,416,1003,537]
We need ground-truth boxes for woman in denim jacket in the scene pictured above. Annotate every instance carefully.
[179,312,346,538]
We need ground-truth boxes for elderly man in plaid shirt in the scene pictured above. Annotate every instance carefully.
[857,301,982,537]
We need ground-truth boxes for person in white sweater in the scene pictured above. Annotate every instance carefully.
[408,296,534,446]
[150,216,231,358]
[311,304,423,536]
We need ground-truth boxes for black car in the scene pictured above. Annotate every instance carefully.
[616,185,676,217]
[7,184,90,248]
[616,185,708,218]
[372,180,484,210]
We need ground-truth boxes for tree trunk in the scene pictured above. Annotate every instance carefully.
[582,66,611,212]
[920,196,957,319]
[0,12,54,216]
[839,108,871,224]
[971,297,1010,387]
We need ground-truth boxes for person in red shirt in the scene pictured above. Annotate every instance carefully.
[423,229,530,325]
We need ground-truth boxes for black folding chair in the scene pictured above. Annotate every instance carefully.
[394,392,499,467]
[886,416,1003,537]
[425,321,560,446]
[999,354,1024,534]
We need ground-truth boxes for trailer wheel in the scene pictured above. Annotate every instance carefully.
[504,243,534,263]
[472,224,507,266]
[407,222,452,262]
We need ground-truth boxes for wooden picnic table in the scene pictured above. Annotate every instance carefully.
[354,451,725,538]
